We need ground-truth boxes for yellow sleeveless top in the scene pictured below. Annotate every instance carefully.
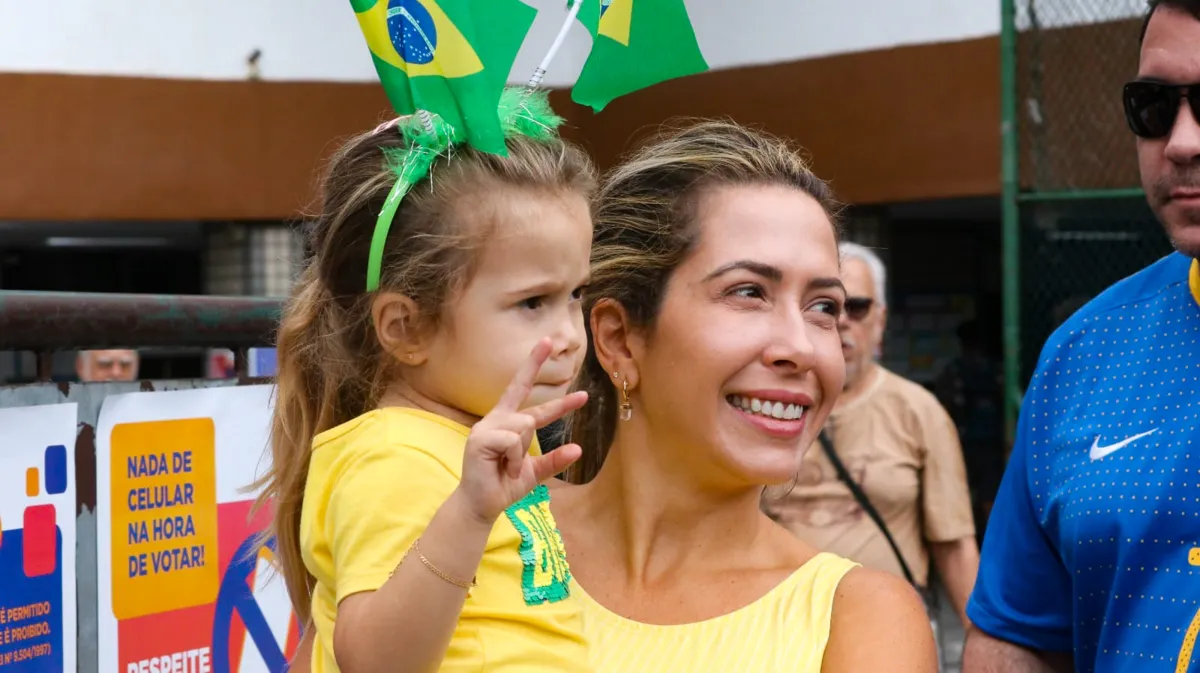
[577,552,859,673]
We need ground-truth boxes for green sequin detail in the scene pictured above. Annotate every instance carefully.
[504,484,572,605]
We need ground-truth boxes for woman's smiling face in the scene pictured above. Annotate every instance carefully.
[629,182,845,489]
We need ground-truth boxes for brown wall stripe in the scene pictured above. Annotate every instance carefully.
[0,34,1002,222]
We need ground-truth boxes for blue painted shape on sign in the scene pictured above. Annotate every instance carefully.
[211,535,287,673]
[43,445,68,496]
[0,527,65,673]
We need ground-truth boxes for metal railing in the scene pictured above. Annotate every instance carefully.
[0,291,283,380]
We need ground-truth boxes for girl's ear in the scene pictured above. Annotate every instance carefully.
[590,298,642,390]
[371,292,431,365]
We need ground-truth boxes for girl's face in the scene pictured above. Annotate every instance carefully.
[623,184,845,489]
[408,191,593,423]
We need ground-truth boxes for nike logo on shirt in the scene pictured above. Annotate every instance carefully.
[1089,428,1159,461]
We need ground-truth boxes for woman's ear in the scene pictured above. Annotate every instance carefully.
[590,298,642,389]
[371,292,430,365]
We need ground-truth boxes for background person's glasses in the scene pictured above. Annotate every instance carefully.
[844,297,874,321]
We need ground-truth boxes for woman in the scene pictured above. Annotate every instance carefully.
[551,120,935,671]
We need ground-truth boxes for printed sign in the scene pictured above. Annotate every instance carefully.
[0,403,78,673]
[249,350,277,378]
[205,350,277,379]
[96,386,300,673]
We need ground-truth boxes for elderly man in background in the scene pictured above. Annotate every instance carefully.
[765,242,980,646]
[76,349,139,382]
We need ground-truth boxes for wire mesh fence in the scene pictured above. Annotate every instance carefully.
[1018,197,1172,381]
[1015,0,1147,192]
[1004,0,1175,400]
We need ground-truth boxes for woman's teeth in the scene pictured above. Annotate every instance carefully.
[727,395,807,421]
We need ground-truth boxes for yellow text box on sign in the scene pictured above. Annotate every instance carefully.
[110,418,219,620]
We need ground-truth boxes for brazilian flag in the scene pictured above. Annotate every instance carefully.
[351,0,537,154]
[571,0,709,113]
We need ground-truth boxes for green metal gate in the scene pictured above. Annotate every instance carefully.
[999,0,1173,437]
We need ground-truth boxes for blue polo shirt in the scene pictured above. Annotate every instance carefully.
[968,252,1200,672]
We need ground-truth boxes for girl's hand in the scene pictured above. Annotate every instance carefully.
[456,338,586,524]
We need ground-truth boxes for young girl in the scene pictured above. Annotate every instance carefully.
[255,90,597,673]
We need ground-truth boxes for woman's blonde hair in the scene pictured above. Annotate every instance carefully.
[566,119,841,483]
[252,124,596,622]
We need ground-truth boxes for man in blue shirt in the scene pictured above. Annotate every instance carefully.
[964,1,1200,671]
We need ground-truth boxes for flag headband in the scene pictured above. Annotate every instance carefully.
[365,87,566,292]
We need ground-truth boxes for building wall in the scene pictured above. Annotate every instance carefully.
[0,0,1150,219]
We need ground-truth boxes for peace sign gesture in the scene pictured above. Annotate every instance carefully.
[457,338,587,524]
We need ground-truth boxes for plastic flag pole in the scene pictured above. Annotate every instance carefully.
[416,109,437,135]
[527,0,584,88]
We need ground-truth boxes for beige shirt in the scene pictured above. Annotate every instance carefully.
[766,367,975,587]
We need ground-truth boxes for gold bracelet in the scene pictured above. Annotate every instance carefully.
[400,539,477,590]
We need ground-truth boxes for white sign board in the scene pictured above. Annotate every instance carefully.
[0,403,78,673]
[95,386,298,673]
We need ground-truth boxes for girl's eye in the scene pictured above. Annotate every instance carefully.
[521,296,545,310]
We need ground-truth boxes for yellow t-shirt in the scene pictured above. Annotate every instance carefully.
[300,407,590,673]
[578,552,858,672]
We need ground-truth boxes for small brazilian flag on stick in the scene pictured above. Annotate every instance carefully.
[351,0,537,154]
[571,0,709,113]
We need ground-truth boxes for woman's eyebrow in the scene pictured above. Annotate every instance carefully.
[703,259,783,282]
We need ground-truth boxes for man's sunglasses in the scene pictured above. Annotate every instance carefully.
[1123,81,1200,139]
[844,297,874,321]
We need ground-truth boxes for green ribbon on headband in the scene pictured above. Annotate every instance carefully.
[365,112,457,292]
[365,87,566,292]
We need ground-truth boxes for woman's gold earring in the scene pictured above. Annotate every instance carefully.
[619,378,632,422]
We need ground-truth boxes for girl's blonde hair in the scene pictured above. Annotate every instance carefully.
[566,119,842,484]
[253,124,596,622]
